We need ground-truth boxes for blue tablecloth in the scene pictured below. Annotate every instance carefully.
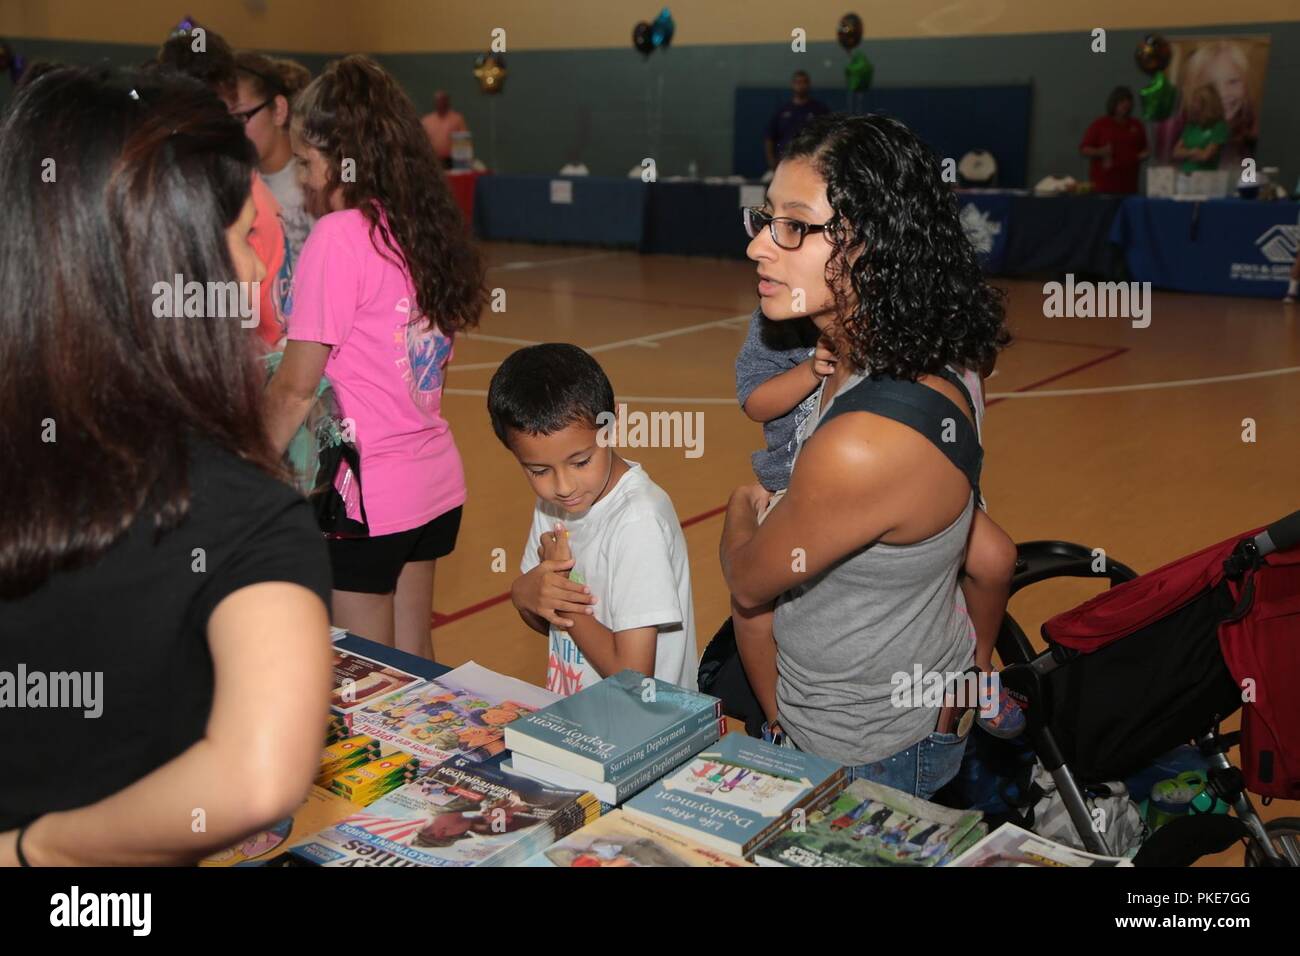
[1110,197,1300,298]
[1006,194,1127,277]
[640,181,754,259]
[474,175,647,247]
[955,192,1012,273]
[958,191,1127,277]
[471,176,1299,298]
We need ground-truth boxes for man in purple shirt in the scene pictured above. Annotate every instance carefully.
[764,70,830,172]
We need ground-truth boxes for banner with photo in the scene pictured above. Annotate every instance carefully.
[1150,35,1270,172]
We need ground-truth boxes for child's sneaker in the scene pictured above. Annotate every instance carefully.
[977,681,1026,739]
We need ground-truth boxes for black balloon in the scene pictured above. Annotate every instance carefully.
[633,21,654,56]
[1135,34,1172,76]
[837,13,863,51]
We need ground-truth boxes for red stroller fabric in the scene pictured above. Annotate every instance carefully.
[1043,525,1300,800]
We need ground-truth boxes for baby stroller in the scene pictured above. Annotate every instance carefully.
[995,508,1300,866]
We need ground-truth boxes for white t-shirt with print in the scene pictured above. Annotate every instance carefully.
[519,460,697,697]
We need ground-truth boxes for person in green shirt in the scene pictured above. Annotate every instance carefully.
[1173,84,1229,173]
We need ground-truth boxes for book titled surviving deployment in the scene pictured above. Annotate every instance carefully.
[623,733,845,858]
[503,670,722,783]
[504,715,724,805]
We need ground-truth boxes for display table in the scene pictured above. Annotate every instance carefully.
[1110,196,1299,298]
[474,174,648,247]
[468,175,1297,298]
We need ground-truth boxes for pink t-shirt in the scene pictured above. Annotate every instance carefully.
[286,208,466,536]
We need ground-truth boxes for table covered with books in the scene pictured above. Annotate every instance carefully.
[197,630,1132,868]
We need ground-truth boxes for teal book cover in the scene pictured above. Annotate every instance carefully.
[623,733,844,856]
[503,670,721,781]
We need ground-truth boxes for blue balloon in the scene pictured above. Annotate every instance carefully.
[650,8,675,49]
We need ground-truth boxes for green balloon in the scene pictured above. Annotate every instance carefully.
[1140,70,1176,122]
[845,50,873,93]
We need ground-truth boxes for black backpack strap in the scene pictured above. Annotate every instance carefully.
[818,372,983,497]
[935,366,979,426]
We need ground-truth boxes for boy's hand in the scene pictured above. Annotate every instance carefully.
[512,561,596,630]
[517,523,594,630]
[812,336,837,379]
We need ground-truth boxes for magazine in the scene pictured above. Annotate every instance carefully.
[949,823,1134,867]
[756,778,985,867]
[348,660,559,764]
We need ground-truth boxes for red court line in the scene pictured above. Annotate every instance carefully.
[431,349,1128,629]
[985,346,1129,408]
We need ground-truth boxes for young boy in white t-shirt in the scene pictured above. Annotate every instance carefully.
[489,344,697,697]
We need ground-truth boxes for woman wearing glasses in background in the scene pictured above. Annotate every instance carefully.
[231,51,315,349]
[722,113,1015,799]
[157,28,287,350]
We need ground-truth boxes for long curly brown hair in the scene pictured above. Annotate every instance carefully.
[292,55,485,335]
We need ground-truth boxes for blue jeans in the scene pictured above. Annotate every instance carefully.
[762,723,968,801]
[844,732,969,801]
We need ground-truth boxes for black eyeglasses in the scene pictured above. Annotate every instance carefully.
[232,97,275,125]
[743,206,831,250]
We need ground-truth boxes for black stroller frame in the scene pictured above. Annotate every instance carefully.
[994,524,1300,866]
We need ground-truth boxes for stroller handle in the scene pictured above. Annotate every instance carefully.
[1256,508,1300,558]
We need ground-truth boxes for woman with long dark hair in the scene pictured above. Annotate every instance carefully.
[0,67,332,864]
[264,55,486,659]
[721,113,1010,799]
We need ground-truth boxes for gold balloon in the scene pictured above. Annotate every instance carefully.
[473,53,506,94]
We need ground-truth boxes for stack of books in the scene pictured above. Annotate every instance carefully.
[754,778,986,867]
[526,809,752,867]
[288,757,600,867]
[501,670,725,805]
[621,732,845,859]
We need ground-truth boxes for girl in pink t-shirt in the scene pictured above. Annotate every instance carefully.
[264,55,486,659]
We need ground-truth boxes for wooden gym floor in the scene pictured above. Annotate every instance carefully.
[427,241,1300,864]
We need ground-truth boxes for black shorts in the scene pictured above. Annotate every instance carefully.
[328,506,463,594]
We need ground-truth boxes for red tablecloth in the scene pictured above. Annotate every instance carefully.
[446,170,482,231]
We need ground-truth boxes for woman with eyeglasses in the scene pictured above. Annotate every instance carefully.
[721,113,1014,799]
[232,51,314,346]
[157,28,286,349]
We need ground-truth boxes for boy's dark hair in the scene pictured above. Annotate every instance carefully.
[487,344,615,447]
[157,28,237,98]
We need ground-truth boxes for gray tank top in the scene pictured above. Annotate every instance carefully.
[773,367,980,766]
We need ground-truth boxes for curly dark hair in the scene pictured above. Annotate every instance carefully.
[292,55,485,336]
[783,113,1009,380]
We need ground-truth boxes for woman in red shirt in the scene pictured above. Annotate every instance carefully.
[1079,87,1149,194]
